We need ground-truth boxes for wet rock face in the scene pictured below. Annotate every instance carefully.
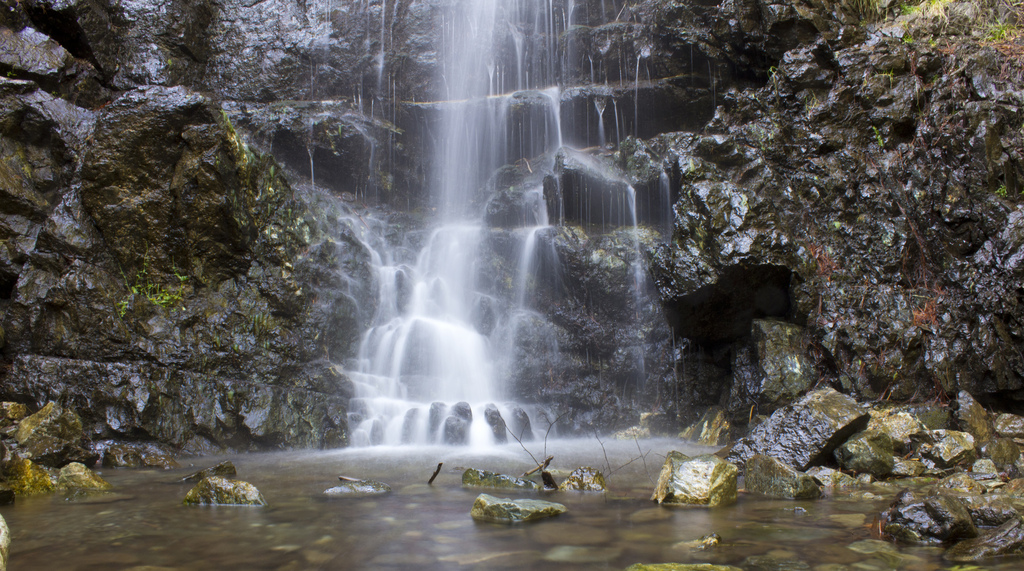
[883,491,978,544]
[834,430,894,478]
[470,493,566,523]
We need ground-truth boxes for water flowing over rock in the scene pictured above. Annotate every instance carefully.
[183,476,266,506]
[470,493,566,524]
[726,388,870,471]
[651,451,738,507]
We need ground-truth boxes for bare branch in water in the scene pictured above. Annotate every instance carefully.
[523,456,554,478]
[427,462,443,485]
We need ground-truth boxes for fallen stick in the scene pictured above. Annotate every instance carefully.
[523,455,554,478]
[338,476,361,482]
[428,462,443,485]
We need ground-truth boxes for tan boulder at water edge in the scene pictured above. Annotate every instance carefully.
[651,452,738,507]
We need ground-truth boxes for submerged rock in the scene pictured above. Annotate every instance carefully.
[557,467,607,492]
[679,406,731,446]
[462,468,540,491]
[324,479,391,497]
[182,461,237,483]
[56,462,111,491]
[726,388,870,471]
[470,493,566,523]
[183,476,266,506]
[834,430,894,477]
[944,517,1024,562]
[745,455,821,499]
[651,452,738,507]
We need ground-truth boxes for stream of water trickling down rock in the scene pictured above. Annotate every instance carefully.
[343,0,667,446]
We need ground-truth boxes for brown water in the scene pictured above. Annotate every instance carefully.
[1,439,1019,570]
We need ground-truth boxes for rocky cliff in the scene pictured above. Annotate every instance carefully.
[0,0,1022,453]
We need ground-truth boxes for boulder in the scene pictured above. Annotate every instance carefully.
[462,468,540,491]
[955,391,993,445]
[679,406,731,446]
[470,493,566,523]
[972,459,999,476]
[182,476,266,506]
[103,442,180,469]
[913,430,977,470]
[883,491,977,544]
[937,473,985,495]
[834,430,894,477]
[944,517,1024,562]
[324,479,391,497]
[994,413,1024,439]
[182,461,237,483]
[651,452,738,507]
[982,438,1020,470]
[867,408,925,454]
[806,466,859,489]
[2,457,54,495]
[744,455,821,499]
[726,388,870,471]
[507,406,534,442]
[891,458,925,478]
[56,462,111,491]
[14,402,95,468]
[557,467,607,492]
[443,402,473,445]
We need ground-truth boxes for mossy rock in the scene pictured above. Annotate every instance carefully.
[651,452,738,507]
[462,468,540,491]
[324,479,391,497]
[3,457,55,495]
[470,493,566,523]
[624,564,742,571]
[558,467,607,492]
[56,462,112,491]
[183,476,266,506]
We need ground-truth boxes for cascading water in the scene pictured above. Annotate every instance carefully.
[347,0,670,447]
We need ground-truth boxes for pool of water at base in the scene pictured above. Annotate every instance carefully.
[2,438,1020,570]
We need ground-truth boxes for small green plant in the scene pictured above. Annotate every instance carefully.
[118,252,188,315]
[995,184,1008,198]
[987,23,1016,42]
[872,126,885,148]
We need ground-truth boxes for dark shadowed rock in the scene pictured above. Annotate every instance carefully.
[745,455,821,499]
[103,442,179,469]
[726,389,870,471]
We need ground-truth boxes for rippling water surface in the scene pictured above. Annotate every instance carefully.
[3,438,1019,570]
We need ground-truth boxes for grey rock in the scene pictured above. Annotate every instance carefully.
[745,455,821,499]
[470,493,566,523]
[834,430,894,477]
[651,452,738,507]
